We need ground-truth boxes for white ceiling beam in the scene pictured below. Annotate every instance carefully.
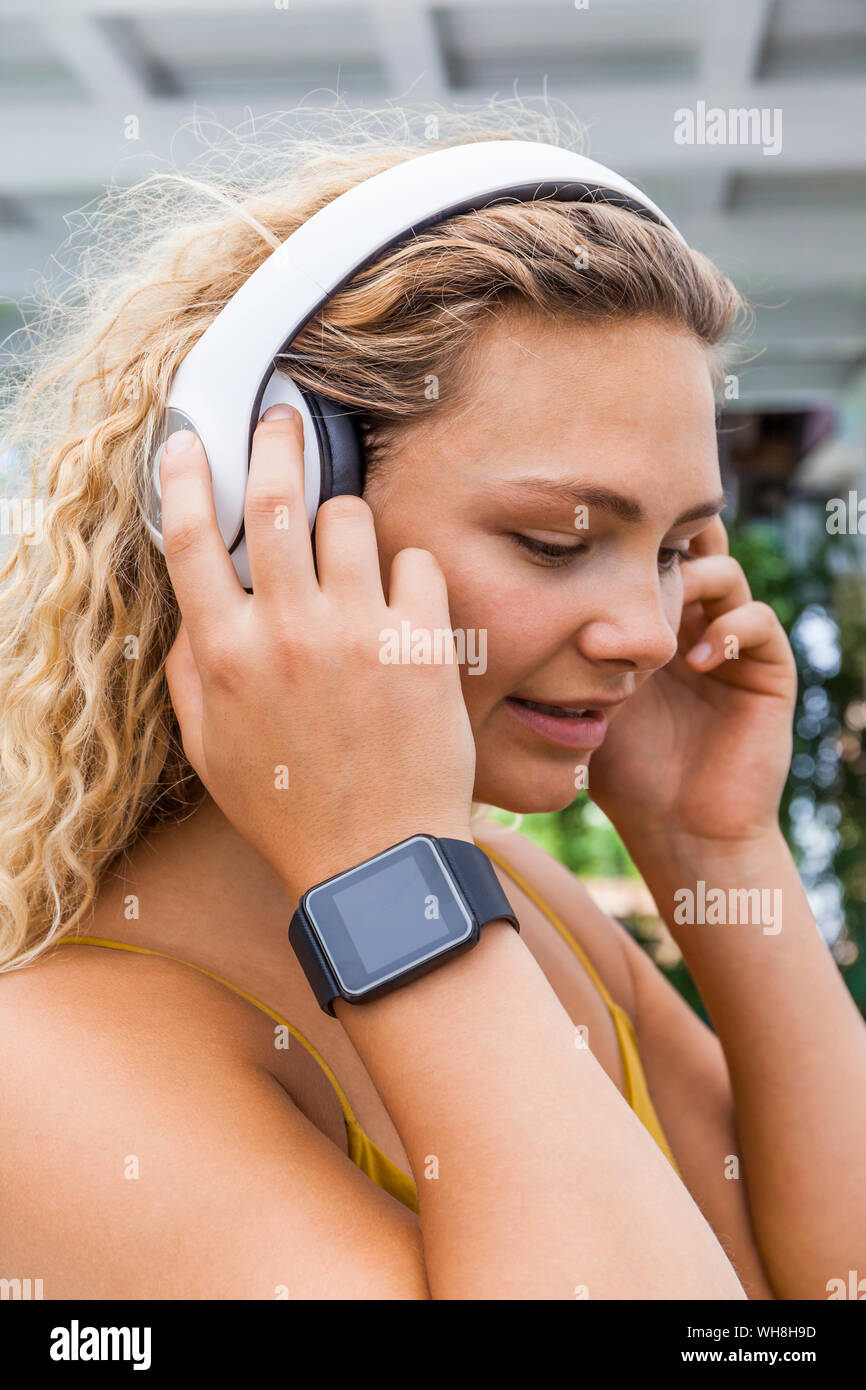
[573,78,863,170]
[0,82,863,194]
[700,0,772,83]
[370,2,448,102]
[728,360,859,405]
[37,15,150,105]
[749,296,866,348]
[682,207,866,291]
[697,0,773,212]
[1,0,371,11]
[0,0,711,13]
[678,169,730,217]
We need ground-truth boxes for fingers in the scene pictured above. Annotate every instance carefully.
[684,600,788,670]
[159,429,247,664]
[387,547,451,629]
[313,494,386,605]
[244,406,319,603]
[164,621,205,771]
[689,513,730,559]
[680,552,751,622]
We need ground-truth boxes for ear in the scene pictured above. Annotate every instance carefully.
[165,620,205,774]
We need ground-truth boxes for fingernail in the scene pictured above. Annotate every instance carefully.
[163,429,197,454]
[261,404,296,421]
[687,642,712,665]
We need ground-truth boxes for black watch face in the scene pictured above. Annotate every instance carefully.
[304,836,474,999]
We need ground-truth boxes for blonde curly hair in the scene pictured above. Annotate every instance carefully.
[0,96,748,972]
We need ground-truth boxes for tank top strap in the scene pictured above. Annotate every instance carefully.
[477,840,620,1013]
[54,934,361,1128]
[55,934,422,1211]
[477,839,682,1178]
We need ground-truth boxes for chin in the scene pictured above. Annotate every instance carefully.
[474,748,590,816]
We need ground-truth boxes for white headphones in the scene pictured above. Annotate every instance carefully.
[142,139,685,591]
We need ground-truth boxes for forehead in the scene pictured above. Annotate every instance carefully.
[396,310,722,509]
[461,309,716,431]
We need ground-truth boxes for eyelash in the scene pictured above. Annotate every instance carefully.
[512,534,695,572]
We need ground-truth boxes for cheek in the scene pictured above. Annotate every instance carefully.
[445,567,563,710]
[662,576,685,633]
[371,508,565,707]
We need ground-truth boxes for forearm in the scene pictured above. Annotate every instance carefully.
[626,825,866,1299]
[335,918,745,1300]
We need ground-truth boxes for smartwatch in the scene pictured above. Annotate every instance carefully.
[288,834,520,1015]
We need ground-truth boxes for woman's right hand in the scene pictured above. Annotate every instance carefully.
[161,405,477,905]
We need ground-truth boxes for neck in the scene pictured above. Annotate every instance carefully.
[96,794,294,961]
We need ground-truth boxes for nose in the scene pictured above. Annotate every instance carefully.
[570,573,680,673]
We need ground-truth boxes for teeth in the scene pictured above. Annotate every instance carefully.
[518,699,592,718]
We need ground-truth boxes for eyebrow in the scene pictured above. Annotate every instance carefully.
[495,476,728,527]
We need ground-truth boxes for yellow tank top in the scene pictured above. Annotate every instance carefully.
[55,839,680,1214]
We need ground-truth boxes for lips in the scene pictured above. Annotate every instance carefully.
[504,697,611,750]
[509,697,599,719]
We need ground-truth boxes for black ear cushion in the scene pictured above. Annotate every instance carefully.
[301,388,365,506]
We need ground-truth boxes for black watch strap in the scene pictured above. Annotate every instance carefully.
[289,836,519,1016]
[436,837,520,935]
[289,905,342,1016]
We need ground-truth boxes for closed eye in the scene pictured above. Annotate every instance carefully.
[513,534,695,571]
[659,546,695,572]
[512,534,585,566]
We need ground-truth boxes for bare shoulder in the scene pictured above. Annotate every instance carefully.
[1,934,264,1051]
[472,817,636,1014]
[0,942,426,1299]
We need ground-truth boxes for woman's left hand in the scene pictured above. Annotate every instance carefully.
[587,516,799,849]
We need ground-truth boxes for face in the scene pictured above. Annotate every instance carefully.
[364,310,724,813]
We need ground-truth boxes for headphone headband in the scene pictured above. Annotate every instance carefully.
[142,139,686,588]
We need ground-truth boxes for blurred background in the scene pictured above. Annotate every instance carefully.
[1,0,864,1016]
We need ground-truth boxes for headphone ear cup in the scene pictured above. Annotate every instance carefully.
[301,389,365,505]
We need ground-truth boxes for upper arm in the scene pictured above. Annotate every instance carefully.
[0,952,427,1300]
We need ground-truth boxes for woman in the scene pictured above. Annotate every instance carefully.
[1,106,864,1301]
